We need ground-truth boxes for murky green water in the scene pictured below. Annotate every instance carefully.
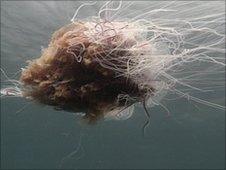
[1,1,225,169]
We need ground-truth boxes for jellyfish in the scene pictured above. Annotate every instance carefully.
[1,1,225,128]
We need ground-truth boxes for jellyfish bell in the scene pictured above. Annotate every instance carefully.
[17,21,158,123]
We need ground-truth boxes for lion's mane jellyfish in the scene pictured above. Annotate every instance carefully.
[19,21,157,123]
[1,1,225,125]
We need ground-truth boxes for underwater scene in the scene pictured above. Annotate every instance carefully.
[1,1,225,169]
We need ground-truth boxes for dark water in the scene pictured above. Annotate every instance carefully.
[1,1,225,169]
